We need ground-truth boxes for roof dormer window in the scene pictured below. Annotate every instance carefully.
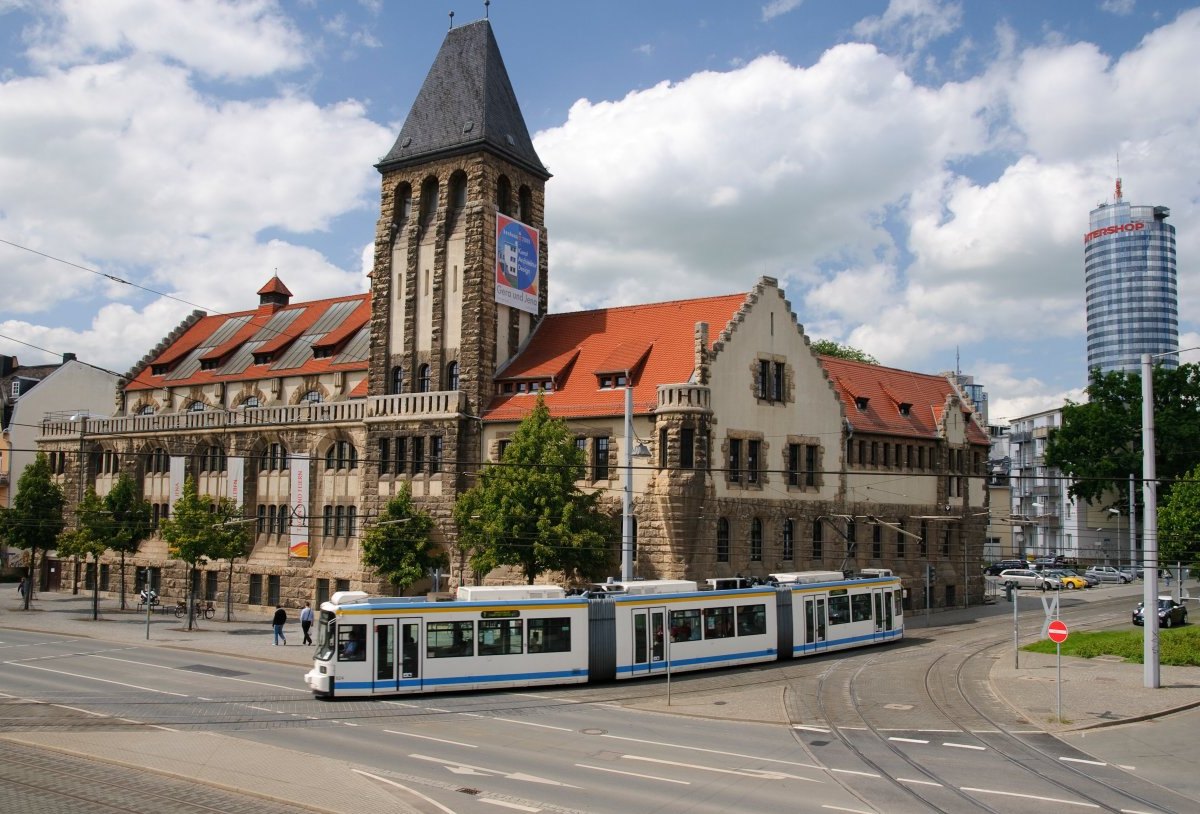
[599,375,614,389]
[899,402,912,416]
[855,396,870,411]
[151,364,169,376]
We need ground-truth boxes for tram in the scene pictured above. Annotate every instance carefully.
[303,571,903,698]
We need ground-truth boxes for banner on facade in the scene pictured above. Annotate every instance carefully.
[288,452,310,559]
[169,456,185,509]
[494,213,539,315]
[227,455,243,508]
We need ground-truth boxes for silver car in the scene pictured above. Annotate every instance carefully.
[1085,566,1132,584]
[998,569,1062,590]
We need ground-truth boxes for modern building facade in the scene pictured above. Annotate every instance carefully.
[1084,180,1178,375]
[36,18,990,610]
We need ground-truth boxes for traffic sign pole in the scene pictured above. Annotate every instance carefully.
[1047,620,1069,722]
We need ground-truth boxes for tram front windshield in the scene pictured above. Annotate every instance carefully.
[314,611,336,661]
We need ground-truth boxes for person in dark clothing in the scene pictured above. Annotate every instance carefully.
[272,605,288,645]
[300,601,314,646]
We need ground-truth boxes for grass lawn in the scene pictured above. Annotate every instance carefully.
[1023,625,1200,666]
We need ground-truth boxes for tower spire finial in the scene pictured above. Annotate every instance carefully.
[1115,152,1122,201]
[485,0,490,18]
[449,10,454,29]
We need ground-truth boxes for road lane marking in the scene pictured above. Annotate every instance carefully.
[409,755,579,787]
[1059,757,1106,766]
[601,733,823,772]
[889,737,928,744]
[50,703,108,717]
[829,769,882,778]
[821,806,874,813]
[13,662,189,695]
[351,770,457,813]
[577,763,690,784]
[622,754,800,780]
[89,654,305,692]
[492,717,574,732]
[384,729,477,748]
[942,742,986,750]
[897,778,942,787]
[961,787,1101,808]
[479,800,541,811]
[793,724,830,733]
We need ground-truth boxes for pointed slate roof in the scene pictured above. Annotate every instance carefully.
[377,19,549,179]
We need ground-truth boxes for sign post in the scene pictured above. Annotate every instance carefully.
[1048,619,1069,722]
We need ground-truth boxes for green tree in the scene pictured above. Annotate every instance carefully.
[102,473,152,610]
[1157,463,1200,565]
[159,477,221,630]
[57,487,110,620]
[361,482,445,594]
[811,339,879,365]
[0,453,66,610]
[1046,366,1200,507]
[453,395,617,584]
[210,498,253,621]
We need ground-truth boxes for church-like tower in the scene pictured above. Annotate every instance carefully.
[364,19,552,542]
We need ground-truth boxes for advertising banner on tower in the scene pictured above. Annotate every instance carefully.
[226,455,243,508]
[288,452,310,559]
[495,213,539,315]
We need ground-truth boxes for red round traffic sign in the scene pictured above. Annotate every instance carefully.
[1047,619,1069,643]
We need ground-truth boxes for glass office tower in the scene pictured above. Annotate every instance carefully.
[1084,188,1177,375]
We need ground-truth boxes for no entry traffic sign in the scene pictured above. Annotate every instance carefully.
[1048,619,1069,643]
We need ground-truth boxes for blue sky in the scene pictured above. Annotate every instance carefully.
[1,0,1198,424]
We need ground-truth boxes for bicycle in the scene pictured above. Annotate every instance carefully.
[175,600,216,620]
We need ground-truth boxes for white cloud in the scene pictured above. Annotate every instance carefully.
[761,0,803,23]
[1101,0,1136,16]
[23,0,306,80]
[853,0,964,56]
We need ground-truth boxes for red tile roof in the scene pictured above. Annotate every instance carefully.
[257,275,293,296]
[125,291,369,393]
[818,355,988,444]
[484,293,748,421]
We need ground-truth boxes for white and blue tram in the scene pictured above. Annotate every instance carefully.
[304,571,903,698]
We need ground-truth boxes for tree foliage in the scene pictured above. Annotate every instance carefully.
[453,396,617,584]
[57,486,110,620]
[811,339,879,365]
[159,477,222,629]
[0,453,65,610]
[1045,365,1200,507]
[1158,463,1200,565]
[209,497,253,621]
[100,473,152,610]
[361,482,445,594]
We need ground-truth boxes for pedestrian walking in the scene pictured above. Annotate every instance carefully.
[272,605,288,646]
[300,601,314,646]
[17,577,26,598]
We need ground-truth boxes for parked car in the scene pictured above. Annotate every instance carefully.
[1047,569,1088,590]
[1061,568,1099,587]
[984,559,1027,576]
[1133,597,1188,628]
[1085,565,1132,584]
[998,569,1062,590]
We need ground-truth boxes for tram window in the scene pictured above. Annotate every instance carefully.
[527,617,571,653]
[427,621,474,658]
[479,619,523,656]
[737,604,767,636]
[828,595,850,625]
[851,594,873,623]
[337,624,366,661]
[670,608,701,642]
[315,613,335,660]
[703,606,735,639]
[893,589,903,614]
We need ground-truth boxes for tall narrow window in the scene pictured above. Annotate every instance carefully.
[430,436,443,474]
[872,525,883,559]
[396,437,408,474]
[788,443,800,487]
[846,520,857,559]
[750,519,763,561]
[729,438,742,483]
[747,440,760,484]
[413,436,425,474]
[323,505,333,537]
[659,428,668,469]
[773,361,784,402]
[919,521,929,557]
[897,523,906,559]
[782,519,794,561]
[805,444,817,487]
[593,436,610,480]
[758,359,771,400]
[812,519,823,560]
[391,366,404,394]
[378,438,391,475]
[717,518,730,563]
[680,427,694,469]
[418,364,431,393]
[445,361,459,391]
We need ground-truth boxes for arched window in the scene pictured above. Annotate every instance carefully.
[717,518,730,563]
[420,177,439,227]
[445,361,459,390]
[188,400,205,412]
[394,182,412,223]
[302,389,322,404]
[242,396,259,409]
[391,366,404,394]
[518,185,533,224]
[750,518,763,562]
[448,171,467,227]
[782,519,794,561]
[496,175,512,216]
[418,364,431,393]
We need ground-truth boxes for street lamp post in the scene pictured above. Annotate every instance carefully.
[1140,352,1161,689]
[1108,507,1121,570]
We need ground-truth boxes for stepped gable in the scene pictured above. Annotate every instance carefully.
[377,18,548,179]
[485,291,748,421]
[818,355,988,444]
[124,290,369,394]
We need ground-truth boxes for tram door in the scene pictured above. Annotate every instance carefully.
[631,607,667,675]
[372,619,421,693]
[804,596,827,651]
[873,589,894,640]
